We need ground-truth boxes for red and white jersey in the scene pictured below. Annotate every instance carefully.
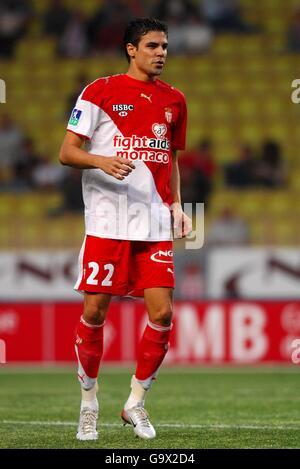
[67,73,187,241]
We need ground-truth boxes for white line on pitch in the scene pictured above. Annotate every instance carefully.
[1,420,300,431]
[0,366,299,375]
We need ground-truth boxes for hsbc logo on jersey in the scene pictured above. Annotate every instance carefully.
[150,250,173,264]
[112,104,134,116]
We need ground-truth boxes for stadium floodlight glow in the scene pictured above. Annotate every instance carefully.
[0,79,6,103]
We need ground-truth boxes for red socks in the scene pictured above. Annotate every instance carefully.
[75,317,172,391]
[75,316,104,390]
[135,321,172,388]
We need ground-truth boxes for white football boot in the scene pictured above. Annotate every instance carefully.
[76,407,98,441]
[121,405,156,439]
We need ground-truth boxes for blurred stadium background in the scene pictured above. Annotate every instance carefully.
[0,0,300,375]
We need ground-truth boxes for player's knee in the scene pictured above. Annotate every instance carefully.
[150,307,173,327]
[83,304,106,326]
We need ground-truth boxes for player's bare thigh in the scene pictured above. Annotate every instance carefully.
[83,291,112,326]
[144,287,173,327]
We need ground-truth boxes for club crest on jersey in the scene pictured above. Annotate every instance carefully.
[165,107,173,123]
[152,123,167,139]
[112,104,134,117]
[69,108,82,126]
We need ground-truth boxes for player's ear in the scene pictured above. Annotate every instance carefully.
[126,43,136,59]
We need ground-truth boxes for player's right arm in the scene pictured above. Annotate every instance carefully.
[59,131,135,180]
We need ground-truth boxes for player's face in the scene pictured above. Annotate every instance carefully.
[132,31,168,78]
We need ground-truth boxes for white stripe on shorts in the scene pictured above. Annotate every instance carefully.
[74,235,87,291]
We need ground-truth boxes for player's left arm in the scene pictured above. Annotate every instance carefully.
[171,150,192,238]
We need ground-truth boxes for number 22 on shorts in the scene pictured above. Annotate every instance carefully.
[86,262,114,286]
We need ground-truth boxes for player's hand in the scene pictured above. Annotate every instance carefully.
[97,156,135,180]
[172,203,192,239]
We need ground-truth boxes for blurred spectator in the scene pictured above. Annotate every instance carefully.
[206,207,250,246]
[48,168,83,216]
[153,0,198,22]
[14,137,42,189]
[60,168,83,213]
[201,0,259,34]
[66,73,88,118]
[43,0,71,38]
[0,119,63,191]
[179,263,204,299]
[126,0,146,17]
[0,0,33,58]
[287,6,300,53]
[88,0,133,54]
[0,113,24,187]
[179,139,216,206]
[224,143,257,188]
[31,154,66,190]
[167,16,213,54]
[152,0,213,54]
[255,140,287,188]
[58,9,89,58]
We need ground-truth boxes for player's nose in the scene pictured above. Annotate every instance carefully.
[156,46,165,56]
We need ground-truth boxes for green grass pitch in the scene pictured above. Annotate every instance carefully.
[0,366,299,449]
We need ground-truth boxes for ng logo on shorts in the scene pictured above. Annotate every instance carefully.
[150,250,173,264]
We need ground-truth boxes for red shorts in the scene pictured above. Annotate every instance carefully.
[74,235,175,297]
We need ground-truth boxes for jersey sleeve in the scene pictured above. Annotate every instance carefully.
[67,84,102,139]
[171,94,187,151]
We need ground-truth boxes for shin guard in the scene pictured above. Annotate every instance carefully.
[135,321,172,389]
[75,316,104,390]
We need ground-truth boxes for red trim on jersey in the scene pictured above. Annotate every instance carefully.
[122,73,157,87]
[81,77,108,106]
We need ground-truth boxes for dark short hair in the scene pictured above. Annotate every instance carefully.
[123,17,168,62]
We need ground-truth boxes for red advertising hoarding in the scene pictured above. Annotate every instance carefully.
[0,301,299,364]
